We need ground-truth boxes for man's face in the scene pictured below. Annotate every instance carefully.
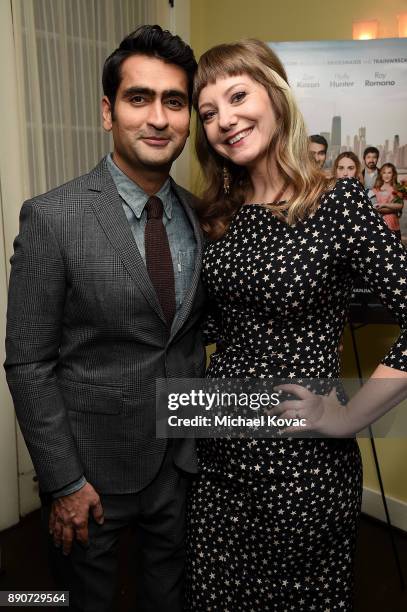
[309,142,327,168]
[102,55,190,174]
[364,152,378,171]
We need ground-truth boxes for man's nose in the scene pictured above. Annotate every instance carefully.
[147,101,169,130]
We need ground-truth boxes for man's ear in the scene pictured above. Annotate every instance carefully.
[102,96,113,132]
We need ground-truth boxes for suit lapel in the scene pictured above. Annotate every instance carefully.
[85,160,203,333]
[86,158,166,324]
[169,180,203,339]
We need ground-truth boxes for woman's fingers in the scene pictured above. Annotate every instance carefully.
[267,399,304,416]
[274,384,315,400]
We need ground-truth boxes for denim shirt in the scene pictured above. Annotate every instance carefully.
[106,153,197,312]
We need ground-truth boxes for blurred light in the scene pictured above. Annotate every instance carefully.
[397,13,407,37]
[352,20,379,40]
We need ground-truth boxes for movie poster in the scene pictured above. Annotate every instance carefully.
[270,38,407,240]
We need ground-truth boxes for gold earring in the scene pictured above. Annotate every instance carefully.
[223,165,231,195]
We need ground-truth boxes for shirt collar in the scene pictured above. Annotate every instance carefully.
[106,153,173,219]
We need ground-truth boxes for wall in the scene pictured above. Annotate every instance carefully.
[191,0,406,58]
[0,190,19,531]
[0,0,23,531]
[191,0,407,520]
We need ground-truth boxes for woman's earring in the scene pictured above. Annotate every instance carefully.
[223,165,231,195]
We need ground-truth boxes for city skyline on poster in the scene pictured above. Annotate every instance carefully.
[270,38,407,170]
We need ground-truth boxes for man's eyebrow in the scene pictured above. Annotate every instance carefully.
[122,87,155,98]
[121,87,188,102]
[162,89,188,102]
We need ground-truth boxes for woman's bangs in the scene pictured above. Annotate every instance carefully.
[193,48,248,107]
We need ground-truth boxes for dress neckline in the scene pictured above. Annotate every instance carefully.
[241,200,287,209]
[239,202,289,218]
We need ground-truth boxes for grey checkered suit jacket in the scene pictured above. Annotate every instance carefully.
[4,157,206,494]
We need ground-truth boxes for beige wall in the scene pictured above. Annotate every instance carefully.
[342,325,407,503]
[0,190,19,531]
[192,0,407,507]
[191,0,406,57]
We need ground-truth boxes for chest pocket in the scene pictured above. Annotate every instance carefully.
[176,247,196,304]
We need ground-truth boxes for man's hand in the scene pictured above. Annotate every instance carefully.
[49,483,104,555]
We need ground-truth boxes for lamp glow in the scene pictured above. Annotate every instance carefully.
[352,20,379,40]
[397,13,407,37]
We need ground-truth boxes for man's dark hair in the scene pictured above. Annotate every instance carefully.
[309,134,328,153]
[363,146,379,160]
[102,25,197,116]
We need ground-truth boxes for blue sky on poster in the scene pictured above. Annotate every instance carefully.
[270,38,407,147]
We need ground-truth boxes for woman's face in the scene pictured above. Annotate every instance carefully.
[336,157,357,179]
[197,73,278,170]
[381,167,394,183]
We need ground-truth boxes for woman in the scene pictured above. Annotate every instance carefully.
[370,163,403,240]
[333,151,362,181]
[185,39,407,611]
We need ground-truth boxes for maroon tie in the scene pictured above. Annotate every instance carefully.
[145,195,176,327]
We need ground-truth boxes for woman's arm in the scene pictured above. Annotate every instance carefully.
[376,202,403,213]
[345,363,407,432]
[272,179,407,436]
[273,367,407,437]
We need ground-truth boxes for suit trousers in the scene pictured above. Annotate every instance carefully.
[42,446,189,612]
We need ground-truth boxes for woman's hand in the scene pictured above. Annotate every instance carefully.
[268,384,355,437]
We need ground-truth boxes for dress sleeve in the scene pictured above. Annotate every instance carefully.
[333,178,407,371]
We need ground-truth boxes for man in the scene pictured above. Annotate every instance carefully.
[309,134,328,168]
[4,25,205,612]
[362,146,380,189]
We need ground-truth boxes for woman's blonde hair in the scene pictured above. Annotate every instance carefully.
[193,39,331,239]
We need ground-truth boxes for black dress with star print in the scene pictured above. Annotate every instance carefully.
[185,179,407,612]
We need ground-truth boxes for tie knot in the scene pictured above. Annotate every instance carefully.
[146,196,163,220]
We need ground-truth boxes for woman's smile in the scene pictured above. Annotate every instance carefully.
[225,127,254,146]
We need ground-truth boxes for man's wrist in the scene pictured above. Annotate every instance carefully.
[51,476,87,499]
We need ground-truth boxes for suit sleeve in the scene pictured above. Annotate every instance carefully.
[4,201,84,492]
[335,179,407,371]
